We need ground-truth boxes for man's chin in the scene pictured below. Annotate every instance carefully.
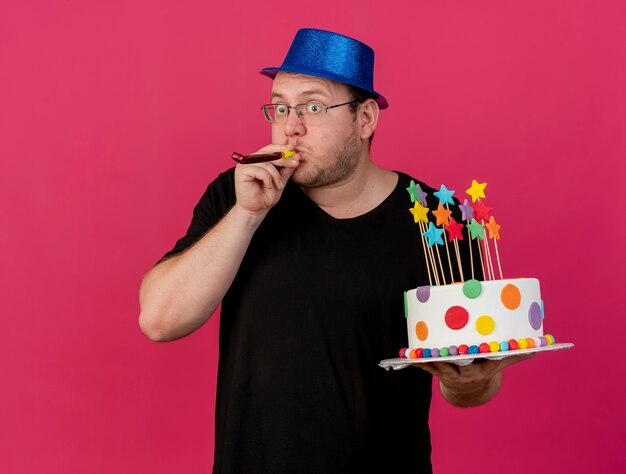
[290,165,318,188]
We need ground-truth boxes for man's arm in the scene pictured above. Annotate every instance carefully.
[138,148,300,342]
[418,353,534,407]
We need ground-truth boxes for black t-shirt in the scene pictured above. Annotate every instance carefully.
[163,170,471,473]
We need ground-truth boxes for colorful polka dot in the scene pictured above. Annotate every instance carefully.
[500,341,510,351]
[431,348,440,357]
[458,345,469,354]
[468,345,479,354]
[489,341,500,352]
[416,321,429,341]
[440,347,450,357]
[518,339,528,350]
[449,345,459,356]
[404,291,408,319]
[445,306,469,330]
[423,348,432,358]
[528,302,542,330]
[476,315,495,335]
[508,339,518,350]
[416,286,431,303]
[479,343,490,353]
[501,284,522,310]
[463,279,482,299]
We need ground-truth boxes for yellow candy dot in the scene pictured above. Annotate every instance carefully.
[476,315,495,335]
[416,321,429,341]
[517,338,528,350]
[489,341,500,352]
[501,284,521,310]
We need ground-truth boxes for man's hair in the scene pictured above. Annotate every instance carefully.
[345,84,378,145]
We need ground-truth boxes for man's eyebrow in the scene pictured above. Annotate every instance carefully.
[270,89,330,101]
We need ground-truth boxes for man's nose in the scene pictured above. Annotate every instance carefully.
[283,108,306,137]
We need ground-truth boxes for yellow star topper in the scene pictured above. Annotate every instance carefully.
[409,201,429,224]
[466,179,487,203]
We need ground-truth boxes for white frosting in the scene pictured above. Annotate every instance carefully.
[406,278,543,349]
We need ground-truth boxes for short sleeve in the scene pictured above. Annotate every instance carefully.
[159,168,236,263]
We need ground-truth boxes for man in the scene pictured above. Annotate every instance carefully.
[139,28,531,473]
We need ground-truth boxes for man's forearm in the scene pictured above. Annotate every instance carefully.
[138,205,266,341]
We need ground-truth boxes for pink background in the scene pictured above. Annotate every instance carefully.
[1,1,624,472]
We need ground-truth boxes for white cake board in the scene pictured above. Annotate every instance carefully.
[379,343,574,370]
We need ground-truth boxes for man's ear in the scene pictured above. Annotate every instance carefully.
[358,98,379,140]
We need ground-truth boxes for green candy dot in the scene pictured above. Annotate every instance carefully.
[404,291,408,319]
[440,347,449,357]
[463,279,482,299]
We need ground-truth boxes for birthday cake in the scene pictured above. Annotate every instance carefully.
[398,180,555,360]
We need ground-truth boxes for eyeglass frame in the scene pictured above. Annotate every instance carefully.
[260,100,358,123]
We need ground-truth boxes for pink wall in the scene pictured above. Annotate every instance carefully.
[1,1,624,472]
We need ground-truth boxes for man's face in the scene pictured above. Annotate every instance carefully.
[270,72,365,188]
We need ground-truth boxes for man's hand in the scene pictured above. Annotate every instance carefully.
[416,353,535,407]
[234,145,301,216]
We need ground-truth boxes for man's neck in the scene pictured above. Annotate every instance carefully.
[302,160,398,219]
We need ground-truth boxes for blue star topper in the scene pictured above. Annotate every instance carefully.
[422,221,445,247]
[433,184,455,206]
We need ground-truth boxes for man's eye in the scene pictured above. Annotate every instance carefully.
[307,103,323,113]
[275,105,288,115]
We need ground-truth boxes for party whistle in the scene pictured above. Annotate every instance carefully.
[231,150,296,164]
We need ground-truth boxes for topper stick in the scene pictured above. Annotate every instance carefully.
[494,238,504,279]
[468,233,475,280]
[479,231,491,280]
[419,221,438,286]
[418,222,433,285]
[476,237,486,279]
[453,239,464,282]
[442,203,459,282]
[435,245,447,285]
[443,237,455,283]
[482,234,494,280]
[427,240,440,286]
[485,234,495,280]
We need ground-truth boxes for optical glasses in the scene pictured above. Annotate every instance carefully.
[261,100,357,124]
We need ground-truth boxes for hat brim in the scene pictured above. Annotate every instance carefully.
[260,66,388,110]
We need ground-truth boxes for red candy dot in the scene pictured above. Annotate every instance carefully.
[479,343,490,353]
[458,344,469,355]
[414,348,424,358]
[445,306,469,330]
[508,339,518,351]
